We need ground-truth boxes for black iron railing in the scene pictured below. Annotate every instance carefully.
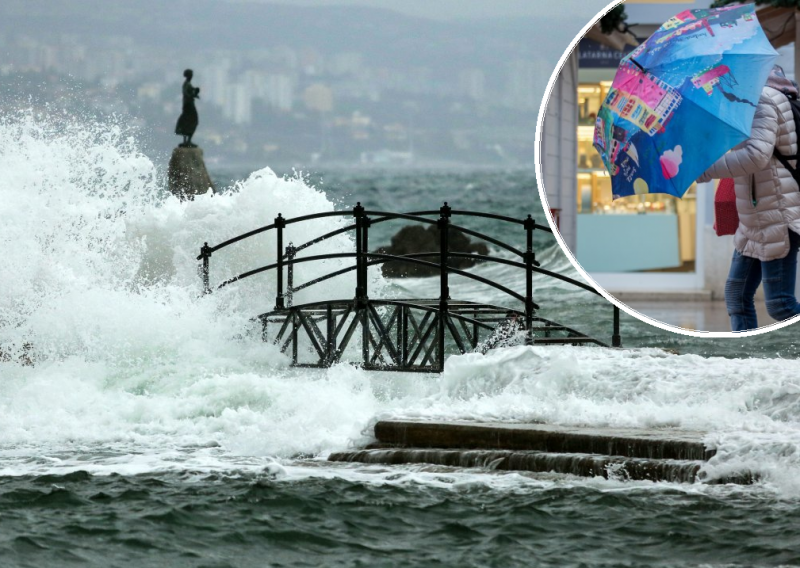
[198,203,622,371]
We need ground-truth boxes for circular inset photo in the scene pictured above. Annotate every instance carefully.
[537,0,800,336]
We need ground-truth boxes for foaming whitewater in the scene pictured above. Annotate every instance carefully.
[2,114,800,498]
[0,113,384,461]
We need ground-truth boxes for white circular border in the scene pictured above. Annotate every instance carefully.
[534,0,800,339]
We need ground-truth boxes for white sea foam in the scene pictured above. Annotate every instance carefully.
[2,114,800,496]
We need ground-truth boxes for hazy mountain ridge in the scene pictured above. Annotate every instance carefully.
[1,1,573,67]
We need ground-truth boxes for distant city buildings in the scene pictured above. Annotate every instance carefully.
[459,68,486,102]
[505,59,544,112]
[303,84,334,113]
[0,30,545,164]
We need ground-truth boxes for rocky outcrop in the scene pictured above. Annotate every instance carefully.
[375,224,489,278]
[168,146,215,200]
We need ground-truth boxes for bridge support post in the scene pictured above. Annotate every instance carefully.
[353,203,372,365]
[401,305,409,367]
[353,203,365,301]
[363,213,372,365]
[286,242,296,307]
[326,304,336,365]
[524,215,536,345]
[275,214,286,310]
[362,214,370,300]
[613,306,622,348]
[291,310,298,364]
[199,242,211,295]
[396,305,404,367]
[437,202,452,371]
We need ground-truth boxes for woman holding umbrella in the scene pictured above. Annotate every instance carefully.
[698,66,800,331]
[593,5,799,331]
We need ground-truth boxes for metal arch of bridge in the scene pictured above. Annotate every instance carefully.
[198,203,622,372]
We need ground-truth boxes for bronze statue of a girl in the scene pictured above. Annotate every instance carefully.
[175,69,200,147]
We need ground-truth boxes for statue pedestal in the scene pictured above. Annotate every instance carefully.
[168,146,215,200]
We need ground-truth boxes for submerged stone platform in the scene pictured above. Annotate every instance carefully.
[371,420,714,461]
[332,448,704,483]
[328,420,750,484]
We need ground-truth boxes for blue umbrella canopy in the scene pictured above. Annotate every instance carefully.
[594,4,778,199]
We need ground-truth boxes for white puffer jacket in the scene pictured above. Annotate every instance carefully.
[700,76,800,262]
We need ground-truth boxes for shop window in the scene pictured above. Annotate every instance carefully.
[577,81,696,273]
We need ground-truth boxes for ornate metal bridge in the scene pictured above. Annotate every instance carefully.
[198,203,621,372]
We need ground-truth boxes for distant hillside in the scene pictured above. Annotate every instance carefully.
[0,0,574,68]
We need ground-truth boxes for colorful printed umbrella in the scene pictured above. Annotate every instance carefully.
[593,4,778,199]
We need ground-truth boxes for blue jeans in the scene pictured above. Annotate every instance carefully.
[725,230,800,331]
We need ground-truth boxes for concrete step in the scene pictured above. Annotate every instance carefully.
[328,448,734,483]
[372,420,715,461]
[325,420,751,483]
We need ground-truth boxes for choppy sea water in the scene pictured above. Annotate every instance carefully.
[2,113,800,567]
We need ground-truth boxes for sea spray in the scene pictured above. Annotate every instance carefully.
[0,112,389,460]
[0,112,382,362]
[3,114,800,494]
[5,342,800,489]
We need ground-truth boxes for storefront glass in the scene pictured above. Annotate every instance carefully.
[577,78,697,273]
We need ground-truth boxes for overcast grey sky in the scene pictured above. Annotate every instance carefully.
[235,1,722,30]
[624,1,714,23]
[238,0,615,21]
[250,1,727,28]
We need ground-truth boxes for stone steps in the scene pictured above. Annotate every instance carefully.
[373,420,715,461]
[327,420,749,483]
[330,448,705,483]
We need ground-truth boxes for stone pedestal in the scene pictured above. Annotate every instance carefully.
[168,146,215,200]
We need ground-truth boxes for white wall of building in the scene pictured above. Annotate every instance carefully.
[224,83,252,125]
[540,51,579,251]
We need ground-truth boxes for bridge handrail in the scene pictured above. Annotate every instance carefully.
[366,252,527,304]
[197,202,622,348]
[197,207,550,259]
[288,216,536,261]
[284,252,599,299]
[434,252,600,296]
[216,250,529,306]
[216,252,356,290]
[446,223,525,258]
[213,246,595,294]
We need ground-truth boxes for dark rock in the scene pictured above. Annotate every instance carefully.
[168,146,215,200]
[375,224,489,278]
